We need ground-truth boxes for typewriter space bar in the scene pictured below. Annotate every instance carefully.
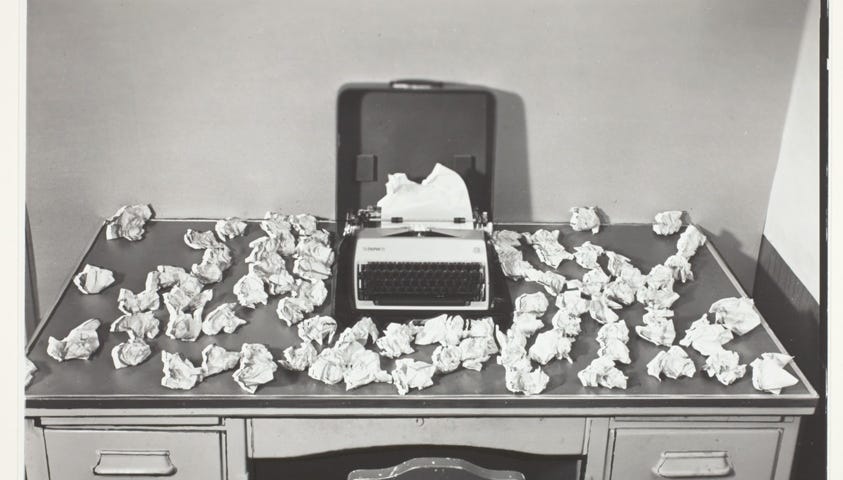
[374,297,470,307]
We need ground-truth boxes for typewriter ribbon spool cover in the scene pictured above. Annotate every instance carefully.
[334,80,512,322]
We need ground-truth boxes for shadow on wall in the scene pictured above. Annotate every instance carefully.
[701,227,758,294]
[489,88,531,222]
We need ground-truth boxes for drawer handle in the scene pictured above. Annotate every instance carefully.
[652,451,733,478]
[93,450,177,476]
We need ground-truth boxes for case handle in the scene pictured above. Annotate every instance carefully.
[389,79,444,90]
[652,451,733,478]
[92,450,177,476]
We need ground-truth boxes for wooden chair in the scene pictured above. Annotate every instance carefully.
[348,457,526,480]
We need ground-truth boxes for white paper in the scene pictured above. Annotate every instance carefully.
[391,359,436,395]
[335,317,380,346]
[377,163,474,225]
[47,319,101,362]
[653,210,683,236]
[495,326,528,368]
[750,353,799,394]
[524,269,567,296]
[344,349,392,390]
[376,323,416,358]
[570,206,601,234]
[290,213,319,237]
[307,229,332,245]
[523,229,573,268]
[234,272,268,308]
[297,315,338,346]
[164,290,211,342]
[551,310,582,337]
[111,338,152,369]
[413,314,465,346]
[278,341,318,372]
[555,289,589,317]
[155,265,189,289]
[588,294,621,324]
[296,236,335,267]
[252,264,295,296]
[664,254,693,284]
[597,338,631,364]
[676,225,707,259]
[276,296,308,326]
[466,317,496,338]
[604,279,636,306]
[200,344,241,378]
[511,312,545,339]
[577,356,628,389]
[709,297,762,336]
[260,211,293,239]
[528,329,574,365]
[458,336,498,371]
[110,311,160,340]
[431,344,462,373]
[514,292,550,315]
[573,241,604,269]
[491,230,522,251]
[117,287,160,314]
[605,251,633,277]
[294,279,329,310]
[73,264,115,294]
[679,316,734,356]
[24,358,37,388]
[497,248,535,280]
[232,343,278,393]
[161,351,203,390]
[247,236,290,270]
[215,217,248,240]
[192,246,233,284]
[292,257,333,281]
[504,358,550,395]
[597,319,629,343]
[106,204,153,241]
[581,268,611,297]
[307,348,346,385]
[703,349,747,386]
[635,308,676,347]
[202,302,247,335]
[184,229,223,250]
[647,346,696,380]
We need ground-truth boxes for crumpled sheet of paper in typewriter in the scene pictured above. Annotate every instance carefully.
[24,358,37,388]
[703,349,747,386]
[581,268,611,297]
[292,256,333,282]
[432,344,462,373]
[192,246,233,284]
[233,343,277,393]
[278,341,318,372]
[556,289,589,317]
[647,346,695,380]
[117,287,160,315]
[111,338,152,369]
[574,241,604,270]
[161,351,203,390]
[297,315,337,346]
[391,359,436,395]
[164,290,211,342]
[215,217,248,240]
[676,225,707,259]
[523,229,574,268]
[504,357,550,396]
[679,316,734,356]
[335,316,380,346]
[529,329,574,365]
[344,349,392,390]
[458,336,498,371]
[184,229,223,250]
[200,344,240,378]
[495,326,529,368]
[260,211,293,239]
[653,210,684,236]
[376,322,417,358]
[290,213,319,237]
[202,302,247,335]
[551,310,582,337]
[234,272,268,309]
[578,356,628,389]
[497,248,535,280]
[588,294,621,324]
[47,319,101,362]
[604,279,636,306]
[709,297,761,336]
[570,206,601,234]
[514,291,550,316]
[105,204,153,241]
[511,312,545,339]
[491,230,522,253]
[524,269,567,296]
[664,254,694,283]
[750,353,799,394]
[635,308,676,347]
[73,264,115,294]
[111,311,160,340]
[413,314,465,346]
[377,163,474,225]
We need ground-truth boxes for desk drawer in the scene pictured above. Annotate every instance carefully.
[44,429,222,480]
[610,428,781,480]
[251,417,586,457]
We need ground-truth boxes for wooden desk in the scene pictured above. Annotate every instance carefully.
[25,220,818,480]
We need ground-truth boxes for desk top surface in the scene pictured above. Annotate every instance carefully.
[25,220,817,412]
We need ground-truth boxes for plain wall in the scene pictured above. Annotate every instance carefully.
[763,0,820,301]
[27,0,811,315]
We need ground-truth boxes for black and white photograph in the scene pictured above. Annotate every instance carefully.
[8,0,836,479]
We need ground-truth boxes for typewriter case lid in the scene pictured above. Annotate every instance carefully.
[336,80,496,231]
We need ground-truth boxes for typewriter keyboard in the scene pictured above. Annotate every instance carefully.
[357,261,486,306]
